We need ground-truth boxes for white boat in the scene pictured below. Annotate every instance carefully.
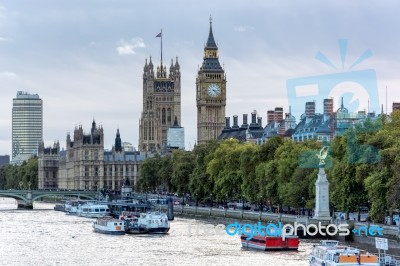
[309,240,379,266]
[119,211,170,234]
[93,217,125,235]
[65,200,86,214]
[139,211,170,234]
[77,201,110,218]
[119,211,148,234]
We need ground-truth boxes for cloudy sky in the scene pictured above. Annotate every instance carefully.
[1,0,400,155]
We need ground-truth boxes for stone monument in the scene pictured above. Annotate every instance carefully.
[313,146,331,221]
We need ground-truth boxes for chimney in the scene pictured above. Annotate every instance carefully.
[257,117,262,128]
[241,114,248,128]
[323,98,333,114]
[232,115,239,129]
[267,110,275,124]
[225,117,231,129]
[305,101,316,117]
[274,107,283,122]
[251,111,257,124]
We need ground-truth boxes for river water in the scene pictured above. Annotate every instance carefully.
[0,198,335,266]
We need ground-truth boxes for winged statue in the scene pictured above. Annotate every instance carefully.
[316,146,329,165]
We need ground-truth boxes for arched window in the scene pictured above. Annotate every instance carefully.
[167,108,171,124]
[162,108,166,124]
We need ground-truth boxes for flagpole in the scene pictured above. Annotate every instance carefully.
[160,29,163,66]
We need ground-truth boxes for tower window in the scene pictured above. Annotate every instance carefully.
[162,108,166,124]
[167,108,171,124]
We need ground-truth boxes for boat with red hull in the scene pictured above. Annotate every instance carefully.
[241,235,299,251]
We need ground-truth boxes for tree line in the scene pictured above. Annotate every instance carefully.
[0,157,38,190]
[137,112,400,223]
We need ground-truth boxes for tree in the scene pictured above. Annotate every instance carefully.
[136,154,162,192]
[158,155,173,192]
[240,143,261,203]
[207,139,244,201]
[189,141,219,202]
[171,150,195,196]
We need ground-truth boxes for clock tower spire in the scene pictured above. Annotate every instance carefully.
[196,16,226,145]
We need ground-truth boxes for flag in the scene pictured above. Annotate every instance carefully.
[156,32,162,37]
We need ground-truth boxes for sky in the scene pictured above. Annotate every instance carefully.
[1,0,400,155]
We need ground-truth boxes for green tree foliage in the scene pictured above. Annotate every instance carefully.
[171,150,195,196]
[131,112,400,223]
[273,141,319,209]
[158,155,173,191]
[189,141,219,202]
[136,154,162,192]
[256,160,279,207]
[0,157,38,189]
[240,143,261,203]
[207,139,244,201]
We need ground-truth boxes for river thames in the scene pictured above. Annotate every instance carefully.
[0,198,319,266]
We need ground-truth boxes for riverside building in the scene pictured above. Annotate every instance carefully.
[12,91,43,164]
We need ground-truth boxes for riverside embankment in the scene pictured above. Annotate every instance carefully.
[156,204,400,253]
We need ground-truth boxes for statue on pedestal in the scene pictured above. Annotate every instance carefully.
[316,146,329,166]
[314,146,331,222]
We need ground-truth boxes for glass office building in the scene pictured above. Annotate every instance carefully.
[12,91,43,162]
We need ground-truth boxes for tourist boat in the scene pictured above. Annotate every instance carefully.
[309,240,379,266]
[139,211,170,234]
[92,217,125,235]
[241,235,299,251]
[65,199,84,214]
[119,211,148,234]
[76,201,110,218]
[119,211,170,234]
[53,203,65,212]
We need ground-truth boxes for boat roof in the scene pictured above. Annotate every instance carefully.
[315,241,364,255]
[108,202,152,208]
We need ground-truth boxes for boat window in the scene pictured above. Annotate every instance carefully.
[95,208,99,212]
[100,208,105,212]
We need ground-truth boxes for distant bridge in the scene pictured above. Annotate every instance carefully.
[0,190,97,209]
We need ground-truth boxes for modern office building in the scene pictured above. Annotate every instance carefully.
[167,116,185,149]
[12,91,43,164]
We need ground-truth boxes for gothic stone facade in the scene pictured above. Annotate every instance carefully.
[196,19,227,144]
[39,121,144,191]
[38,141,60,189]
[139,56,181,152]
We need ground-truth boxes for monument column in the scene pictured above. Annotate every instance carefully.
[313,146,331,221]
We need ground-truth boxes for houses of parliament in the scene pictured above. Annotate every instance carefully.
[138,18,227,151]
[38,18,227,190]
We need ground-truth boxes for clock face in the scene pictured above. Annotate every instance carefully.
[207,83,221,97]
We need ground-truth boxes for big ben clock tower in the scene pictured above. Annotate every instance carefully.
[196,17,226,145]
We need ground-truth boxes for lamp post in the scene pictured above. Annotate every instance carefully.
[19,182,23,190]
[194,192,198,207]
[28,181,31,191]
[209,193,213,216]
[301,196,305,216]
